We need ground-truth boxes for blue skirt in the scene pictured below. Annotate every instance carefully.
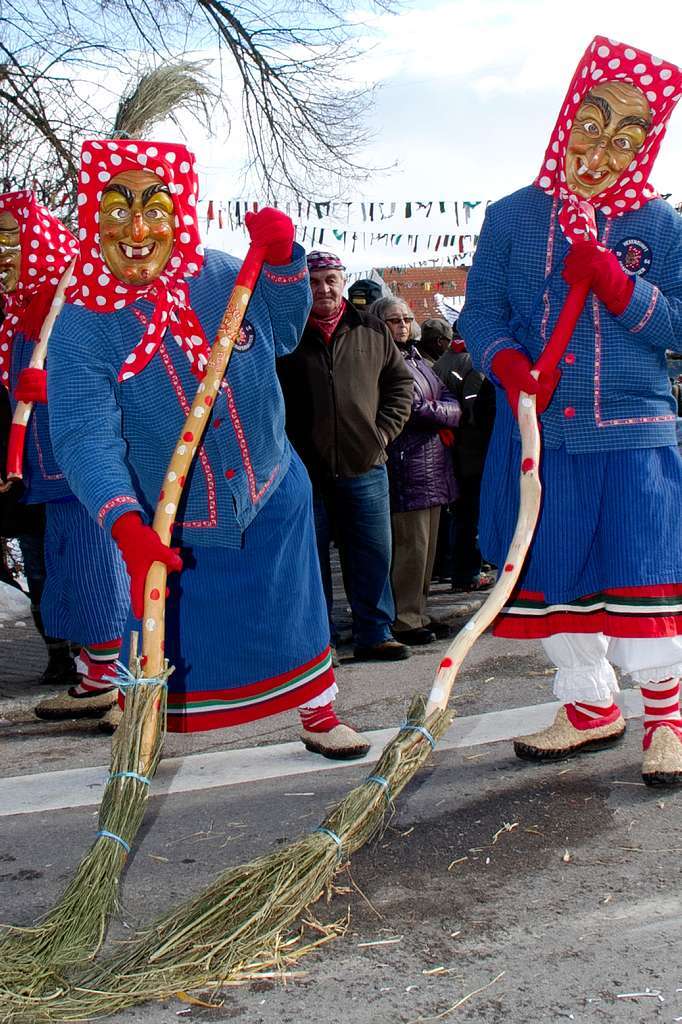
[121,453,334,732]
[480,428,682,605]
[41,499,130,643]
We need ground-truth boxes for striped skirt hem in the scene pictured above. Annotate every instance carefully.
[493,585,682,640]
[149,646,335,732]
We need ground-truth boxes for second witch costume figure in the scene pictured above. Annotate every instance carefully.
[460,36,682,784]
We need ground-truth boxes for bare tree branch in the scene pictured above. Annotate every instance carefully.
[0,0,395,209]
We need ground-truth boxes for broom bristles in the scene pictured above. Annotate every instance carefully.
[1,697,452,1022]
[112,61,216,140]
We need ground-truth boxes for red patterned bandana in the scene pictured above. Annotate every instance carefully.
[0,190,77,387]
[70,139,211,382]
[308,299,347,344]
[534,36,682,242]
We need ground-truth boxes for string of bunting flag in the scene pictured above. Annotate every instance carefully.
[197,196,489,259]
[200,197,488,227]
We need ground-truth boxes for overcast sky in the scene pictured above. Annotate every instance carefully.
[169,0,682,271]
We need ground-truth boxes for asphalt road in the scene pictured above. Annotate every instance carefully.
[1,582,681,1023]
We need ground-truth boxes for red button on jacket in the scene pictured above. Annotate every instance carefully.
[564,406,576,419]
[565,353,576,365]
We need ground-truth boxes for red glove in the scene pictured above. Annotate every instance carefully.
[244,208,294,266]
[15,368,47,404]
[563,240,634,316]
[491,349,560,419]
[111,511,183,619]
[438,428,455,447]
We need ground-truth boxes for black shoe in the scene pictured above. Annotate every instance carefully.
[393,627,436,646]
[37,656,80,687]
[450,571,495,593]
[426,618,451,640]
[353,640,411,662]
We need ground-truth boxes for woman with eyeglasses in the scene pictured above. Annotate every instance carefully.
[369,297,461,644]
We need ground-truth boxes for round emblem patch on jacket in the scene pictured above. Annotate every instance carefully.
[234,320,255,352]
[614,238,652,277]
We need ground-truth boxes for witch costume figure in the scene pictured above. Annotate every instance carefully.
[459,36,682,785]
[47,138,369,758]
[0,191,130,714]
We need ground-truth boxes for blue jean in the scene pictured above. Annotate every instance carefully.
[313,465,395,647]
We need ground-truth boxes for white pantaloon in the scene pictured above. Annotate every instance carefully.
[542,634,682,701]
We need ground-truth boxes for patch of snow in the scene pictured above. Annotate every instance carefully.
[0,581,31,624]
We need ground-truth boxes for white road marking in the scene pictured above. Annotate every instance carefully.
[0,691,643,817]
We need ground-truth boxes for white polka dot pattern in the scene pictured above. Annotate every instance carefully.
[68,139,210,383]
[532,35,682,245]
[0,189,78,385]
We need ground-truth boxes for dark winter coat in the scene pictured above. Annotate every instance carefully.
[277,303,413,484]
[387,345,461,512]
[433,346,496,479]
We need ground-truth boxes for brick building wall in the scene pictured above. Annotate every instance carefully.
[379,266,468,322]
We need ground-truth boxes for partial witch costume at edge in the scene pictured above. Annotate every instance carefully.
[459,36,682,784]
[0,191,129,714]
[47,139,369,758]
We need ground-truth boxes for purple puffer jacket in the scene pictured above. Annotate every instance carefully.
[387,345,461,512]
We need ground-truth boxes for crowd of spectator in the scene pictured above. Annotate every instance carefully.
[275,255,498,660]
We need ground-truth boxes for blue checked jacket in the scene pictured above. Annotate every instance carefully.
[48,245,312,547]
[459,185,682,452]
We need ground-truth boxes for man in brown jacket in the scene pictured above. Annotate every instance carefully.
[278,251,413,661]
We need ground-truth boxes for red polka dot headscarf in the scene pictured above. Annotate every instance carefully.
[0,190,77,388]
[534,36,682,242]
[70,139,211,382]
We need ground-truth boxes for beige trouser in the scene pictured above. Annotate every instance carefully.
[391,506,441,632]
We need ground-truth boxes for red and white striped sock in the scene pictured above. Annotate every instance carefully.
[70,640,121,697]
[640,677,682,747]
[565,699,621,731]
[299,702,341,734]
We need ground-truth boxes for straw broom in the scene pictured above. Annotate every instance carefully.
[0,279,592,1022]
[0,244,267,1000]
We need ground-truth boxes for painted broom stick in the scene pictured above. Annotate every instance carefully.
[3,258,77,484]
[426,277,592,715]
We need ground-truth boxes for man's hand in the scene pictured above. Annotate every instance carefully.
[111,511,183,619]
[491,349,560,419]
[563,240,634,316]
[244,208,295,266]
[15,368,47,404]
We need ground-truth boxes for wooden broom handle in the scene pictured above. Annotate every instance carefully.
[425,279,591,715]
[141,244,267,677]
[2,258,76,486]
